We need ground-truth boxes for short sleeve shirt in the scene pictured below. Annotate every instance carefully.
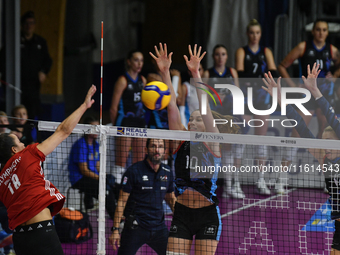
[68,137,100,185]
[121,159,174,230]
[0,144,65,229]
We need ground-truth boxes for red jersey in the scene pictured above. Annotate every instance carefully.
[0,143,65,229]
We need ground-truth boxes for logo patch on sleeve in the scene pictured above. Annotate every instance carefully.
[123,176,128,185]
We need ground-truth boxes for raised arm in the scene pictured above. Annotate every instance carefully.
[262,73,323,163]
[184,45,218,134]
[303,63,340,139]
[37,85,96,156]
[149,43,185,131]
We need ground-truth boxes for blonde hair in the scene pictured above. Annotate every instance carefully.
[211,111,240,134]
[190,110,241,134]
[247,19,261,32]
[323,126,337,138]
[0,111,7,117]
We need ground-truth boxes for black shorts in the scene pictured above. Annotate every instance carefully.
[13,220,64,255]
[333,220,340,251]
[169,202,222,241]
[121,117,146,128]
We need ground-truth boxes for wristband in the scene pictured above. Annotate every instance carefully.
[111,226,120,232]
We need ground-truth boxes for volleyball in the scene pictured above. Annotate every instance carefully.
[141,81,171,110]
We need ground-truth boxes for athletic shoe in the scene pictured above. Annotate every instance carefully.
[222,183,245,199]
[232,182,246,199]
[274,182,285,194]
[222,188,229,198]
[256,179,271,195]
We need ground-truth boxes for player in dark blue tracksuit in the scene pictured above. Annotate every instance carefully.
[109,138,176,255]
[263,63,340,253]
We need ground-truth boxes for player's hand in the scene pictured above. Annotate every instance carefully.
[183,44,206,78]
[84,85,96,109]
[262,71,282,105]
[302,63,322,99]
[149,43,173,74]
[109,231,120,251]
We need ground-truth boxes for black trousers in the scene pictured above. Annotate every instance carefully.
[72,175,116,219]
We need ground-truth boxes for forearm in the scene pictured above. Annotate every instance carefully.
[79,164,99,180]
[165,193,176,212]
[57,103,87,135]
[316,97,340,138]
[113,200,126,228]
[286,105,315,139]
[309,86,323,99]
[110,107,118,125]
[278,64,296,87]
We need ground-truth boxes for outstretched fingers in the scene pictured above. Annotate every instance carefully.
[188,45,193,57]
[149,51,157,60]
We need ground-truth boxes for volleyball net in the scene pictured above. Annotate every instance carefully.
[32,119,339,255]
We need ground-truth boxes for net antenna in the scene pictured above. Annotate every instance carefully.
[100,21,103,126]
[97,21,108,255]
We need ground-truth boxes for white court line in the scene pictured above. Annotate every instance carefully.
[221,188,297,218]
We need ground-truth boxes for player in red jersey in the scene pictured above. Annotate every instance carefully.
[0,85,96,255]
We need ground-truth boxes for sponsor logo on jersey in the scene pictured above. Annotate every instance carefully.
[123,176,128,185]
[170,225,177,233]
[127,84,134,90]
[161,187,167,190]
[160,175,167,181]
[246,54,251,60]
[308,50,315,56]
[142,187,153,190]
[142,175,149,181]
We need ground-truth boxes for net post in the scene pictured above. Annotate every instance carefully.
[97,124,108,255]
